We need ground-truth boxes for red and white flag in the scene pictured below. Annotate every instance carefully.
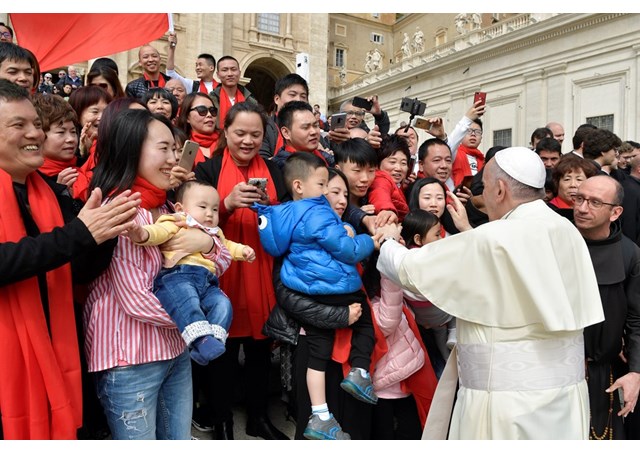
[9,13,171,71]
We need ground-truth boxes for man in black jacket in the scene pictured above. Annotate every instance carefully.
[125,44,172,99]
[574,175,640,439]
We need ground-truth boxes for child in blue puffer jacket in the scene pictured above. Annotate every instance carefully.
[254,153,379,440]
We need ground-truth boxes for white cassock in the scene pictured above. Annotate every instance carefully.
[377,199,605,440]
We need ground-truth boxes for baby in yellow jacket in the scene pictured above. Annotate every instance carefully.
[127,180,255,365]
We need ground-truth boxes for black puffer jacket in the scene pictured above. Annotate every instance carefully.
[262,259,350,345]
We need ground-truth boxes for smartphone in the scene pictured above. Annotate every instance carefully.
[474,91,487,107]
[330,112,348,131]
[412,117,431,131]
[178,140,200,170]
[618,388,625,409]
[352,96,373,111]
[455,175,474,192]
[247,177,268,191]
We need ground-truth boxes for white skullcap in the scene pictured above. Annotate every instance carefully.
[494,147,546,189]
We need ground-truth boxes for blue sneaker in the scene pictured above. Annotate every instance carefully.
[340,367,378,404]
[303,414,350,440]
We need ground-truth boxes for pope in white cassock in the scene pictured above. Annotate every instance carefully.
[376,147,605,440]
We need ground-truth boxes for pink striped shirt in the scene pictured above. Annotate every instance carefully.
[83,206,186,372]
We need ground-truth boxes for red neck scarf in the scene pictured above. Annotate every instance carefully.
[0,169,81,439]
[190,131,219,167]
[72,140,97,202]
[143,72,167,88]
[282,144,328,165]
[38,157,78,178]
[452,144,485,187]
[131,175,167,210]
[218,87,245,130]
[549,196,573,210]
[216,148,277,338]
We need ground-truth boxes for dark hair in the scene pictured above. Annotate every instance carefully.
[86,66,125,98]
[627,140,640,149]
[213,102,268,156]
[90,109,173,196]
[485,145,506,164]
[377,134,411,169]
[408,177,447,212]
[143,87,179,120]
[217,55,239,68]
[283,151,327,195]
[94,97,146,164]
[535,137,562,155]
[31,93,77,132]
[333,138,377,168]
[274,73,309,97]
[176,92,215,137]
[401,209,440,248]
[174,180,215,204]
[0,22,14,38]
[89,57,119,75]
[277,100,313,130]
[530,127,553,147]
[24,48,40,91]
[572,123,598,150]
[582,128,622,160]
[172,126,188,150]
[0,42,30,68]
[418,137,451,161]
[471,118,483,129]
[197,53,216,69]
[551,154,598,198]
[0,78,29,102]
[68,85,112,124]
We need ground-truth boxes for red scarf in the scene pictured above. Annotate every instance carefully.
[38,157,78,178]
[190,131,218,168]
[400,306,438,428]
[218,87,245,130]
[0,169,81,439]
[72,140,97,202]
[216,149,278,338]
[452,144,484,187]
[143,72,167,88]
[130,175,167,210]
[549,196,573,209]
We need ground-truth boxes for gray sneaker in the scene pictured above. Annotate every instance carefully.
[340,367,378,404]
[303,413,351,440]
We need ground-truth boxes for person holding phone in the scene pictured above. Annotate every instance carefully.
[176,92,219,166]
[193,102,290,440]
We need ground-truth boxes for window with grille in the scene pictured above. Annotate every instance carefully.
[257,13,280,34]
[371,33,384,44]
[493,129,512,147]
[335,48,345,67]
[586,114,614,131]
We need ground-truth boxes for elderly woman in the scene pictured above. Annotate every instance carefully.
[193,102,290,439]
[547,154,598,221]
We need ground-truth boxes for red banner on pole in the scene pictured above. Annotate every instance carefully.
[9,13,170,71]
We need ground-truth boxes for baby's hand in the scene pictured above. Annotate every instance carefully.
[343,224,355,238]
[125,223,149,243]
[243,246,256,263]
[348,303,362,325]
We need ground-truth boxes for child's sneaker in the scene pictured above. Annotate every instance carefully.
[446,327,457,350]
[303,413,350,440]
[340,367,378,405]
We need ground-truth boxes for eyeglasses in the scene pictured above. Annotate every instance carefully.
[572,195,618,209]
[466,128,483,136]
[0,32,11,39]
[343,110,365,117]
[189,105,217,117]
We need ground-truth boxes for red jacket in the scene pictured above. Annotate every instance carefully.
[368,170,409,222]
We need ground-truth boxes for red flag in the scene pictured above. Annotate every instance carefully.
[9,13,170,71]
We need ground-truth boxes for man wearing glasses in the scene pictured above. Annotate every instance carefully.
[0,22,13,43]
[573,175,640,440]
[338,96,389,136]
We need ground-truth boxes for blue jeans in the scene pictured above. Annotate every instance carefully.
[95,350,193,439]
[154,265,233,345]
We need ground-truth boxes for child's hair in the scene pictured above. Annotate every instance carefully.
[283,152,327,196]
[333,137,378,168]
[174,180,216,204]
[401,209,440,247]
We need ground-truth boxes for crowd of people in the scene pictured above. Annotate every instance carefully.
[0,28,639,441]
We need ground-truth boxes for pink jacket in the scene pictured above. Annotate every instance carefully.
[371,276,426,393]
